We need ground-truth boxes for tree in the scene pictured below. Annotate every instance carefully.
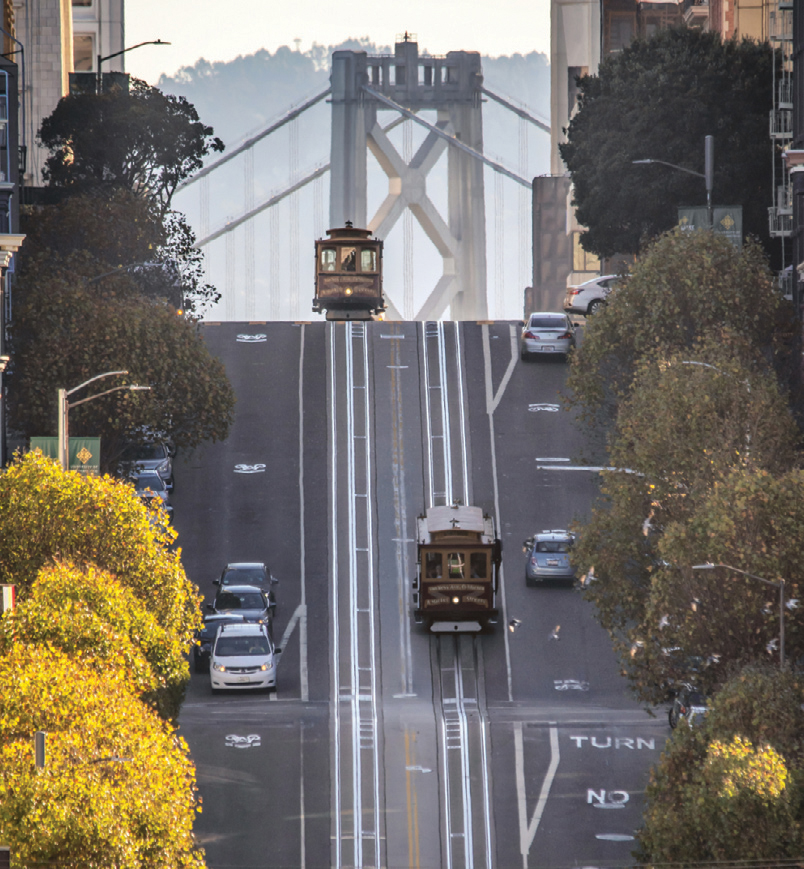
[0,561,189,719]
[0,645,206,869]
[559,27,775,260]
[21,188,221,317]
[7,254,235,469]
[38,78,224,216]
[636,666,804,863]
[573,341,800,702]
[0,452,200,650]
[565,230,784,432]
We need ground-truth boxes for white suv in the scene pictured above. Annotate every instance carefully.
[210,623,279,692]
[563,275,620,316]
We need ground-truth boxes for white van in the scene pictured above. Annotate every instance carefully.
[209,622,279,692]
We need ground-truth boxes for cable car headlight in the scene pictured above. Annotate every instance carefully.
[345,287,353,295]
[452,596,460,604]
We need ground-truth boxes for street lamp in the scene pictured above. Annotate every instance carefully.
[57,371,151,470]
[692,562,786,668]
[96,39,171,90]
[633,135,714,228]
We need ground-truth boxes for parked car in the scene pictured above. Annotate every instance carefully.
[209,622,281,692]
[193,613,246,673]
[119,440,175,489]
[523,530,576,585]
[207,584,273,624]
[214,562,278,614]
[668,684,710,729]
[130,470,173,519]
[520,312,576,360]
[563,274,620,316]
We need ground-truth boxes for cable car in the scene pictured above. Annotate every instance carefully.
[313,223,385,320]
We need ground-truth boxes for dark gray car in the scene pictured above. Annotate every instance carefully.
[207,584,273,624]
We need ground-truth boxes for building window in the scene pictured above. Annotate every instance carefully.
[572,232,600,273]
[73,34,94,71]
[72,0,92,5]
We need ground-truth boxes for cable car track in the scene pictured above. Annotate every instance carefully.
[421,321,494,868]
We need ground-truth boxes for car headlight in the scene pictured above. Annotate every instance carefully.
[156,459,169,473]
[259,662,274,672]
[212,662,226,672]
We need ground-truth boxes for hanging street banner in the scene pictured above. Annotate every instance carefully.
[678,206,743,247]
[29,437,101,476]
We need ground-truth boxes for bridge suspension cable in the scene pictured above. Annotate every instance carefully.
[176,87,332,192]
[480,87,550,133]
[362,85,532,188]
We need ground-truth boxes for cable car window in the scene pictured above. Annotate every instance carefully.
[320,248,337,272]
[341,247,357,272]
[470,553,487,579]
[360,249,377,272]
[425,552,442,579]
[447,552,465,580]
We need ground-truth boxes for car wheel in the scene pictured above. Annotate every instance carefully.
[520,348,529,361]
[668,706,679,729]
[525,574,535,587]
[587,299,605,315]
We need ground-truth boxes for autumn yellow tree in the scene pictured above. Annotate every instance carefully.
[0,645,206,869]
[0,560,189,718]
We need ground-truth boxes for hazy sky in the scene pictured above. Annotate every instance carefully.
[123,0,552,84]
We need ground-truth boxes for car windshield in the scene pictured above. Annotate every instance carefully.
[215,636,272,657]
[124,443,167,461]
[223,568,267,584]
[529,317,566,329]
[135,475,165,491]
[216,592,266,610]
[535,540,571,553]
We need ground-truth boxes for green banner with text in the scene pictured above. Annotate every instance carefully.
[678,206,743,247]
[29,437,101,476]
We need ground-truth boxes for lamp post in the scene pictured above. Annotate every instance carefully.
[57,371,150,470]
[692,562,786,668]
[633,135,714,229]
[96,39,171,91]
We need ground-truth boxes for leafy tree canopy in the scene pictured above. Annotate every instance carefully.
[8,255,235,468]
[0,645,205,869]
[566,230,783,431]
[20,190,220,316]
[637,666,804,863]
[0,452,201,642]
[38,78,224,216]
[559,27,774,260]
[0,561,188,718]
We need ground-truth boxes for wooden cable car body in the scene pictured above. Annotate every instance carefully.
[313,224,385,320]
[412,504,501,633]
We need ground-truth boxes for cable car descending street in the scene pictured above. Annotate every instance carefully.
[313,222,385,320]
[412,503,502,633]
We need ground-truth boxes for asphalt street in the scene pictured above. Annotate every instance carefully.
[172,320,663,869]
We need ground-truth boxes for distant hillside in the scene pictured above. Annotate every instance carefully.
[158,40,551,321]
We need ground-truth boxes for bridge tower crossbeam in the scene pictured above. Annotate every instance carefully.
[330,39,488,320]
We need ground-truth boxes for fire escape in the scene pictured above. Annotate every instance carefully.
[769,0,794,297]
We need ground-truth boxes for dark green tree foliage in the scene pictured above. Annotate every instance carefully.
[565,230,782,432]
[637,666,804,863]
[559,27,774,259]
[38,78,224,216]
[8,251,235,470]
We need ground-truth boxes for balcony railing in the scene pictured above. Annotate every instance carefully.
[768,206,793,237]
[770,108,793,138]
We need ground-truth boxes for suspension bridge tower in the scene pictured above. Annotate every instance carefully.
[330,38,488,320]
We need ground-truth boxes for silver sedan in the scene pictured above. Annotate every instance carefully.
[520,312,576,360]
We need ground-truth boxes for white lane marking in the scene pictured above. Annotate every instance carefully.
[515,722,560,864]
[554,679,590,691]
[236,333,267,342]
[234,463,266,473]
[596,834,635,841]
[380,334,405,339]
[387,365,409,369]
[482,324,514,702]
[529,403,560,412]
[488,324,519,414]
[405,764,432,773]
[535,457,570,462]
[536,464,643,474]
[298,326,309,704]
[225,734,261,748]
